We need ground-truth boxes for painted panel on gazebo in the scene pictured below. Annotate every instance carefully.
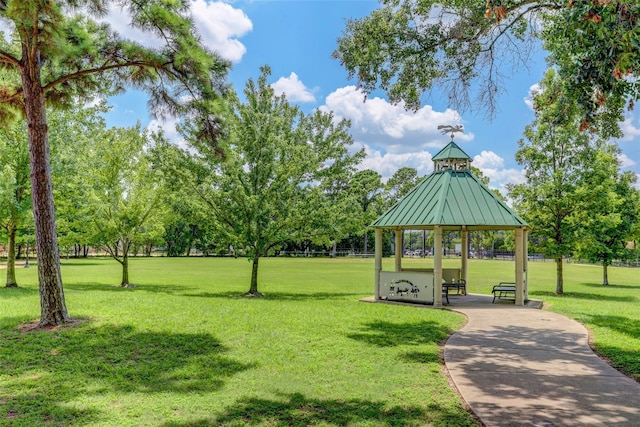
[379,271,434,304]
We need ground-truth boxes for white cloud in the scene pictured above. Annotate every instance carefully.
[190,0,252,63]
[358,144,525,196]
[84,95,104,109]
[147,117,186,149]
[619,115,640,141]
[321,86,472,154]
[100,1,251,63]
[523,83,541,110]
[478,167,526,198]
[358,146,434,182]
[618,153,637,168]
[473,150,504,169]
[471,151,525,196]
[480,167,526,187]
[271,73,316,103]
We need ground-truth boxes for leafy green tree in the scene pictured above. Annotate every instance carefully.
[350,169,384,253]
[163,221,212,257]
[381,167,420,256]
[87,125,163,287]
[49,102,111,258]
[470,166,490,186]
[160,185,218,257]
[573,144,640,285]
[165,66,361,296]
[385,167,419,207]
[135,220,166,257]
[543,1,640,131]
[318,158,365,256]
[0,121,31,287]
[163,221,193,257]
[0,1,228,326]
[334,0,639,130]
[508,70,599,294]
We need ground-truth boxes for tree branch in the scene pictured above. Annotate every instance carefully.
[42,60,172,94]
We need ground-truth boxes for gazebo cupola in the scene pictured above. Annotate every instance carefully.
[432,141,471,171]
[432,127,471,171]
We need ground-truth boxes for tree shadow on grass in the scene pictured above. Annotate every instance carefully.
[0,286,38,298]
[159,392,475,427]
[182,291,364,301]
[65,282,192,295]
[592,343,640,381]
[529,290,635,302]
[580,313,640,339]
[66,284,364,301]
[398,350,441,364]
[582,282,640,290]
[0,323,254,425]
[347,320,452,348]
[60,260,114,266]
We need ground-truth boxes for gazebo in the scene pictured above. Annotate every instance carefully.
[371,140,529,307]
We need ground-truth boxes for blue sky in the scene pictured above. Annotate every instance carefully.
[103,0,640,194]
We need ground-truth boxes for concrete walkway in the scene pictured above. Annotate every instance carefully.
[444,296,640,426]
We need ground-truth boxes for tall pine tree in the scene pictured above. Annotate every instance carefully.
[0,1,228,326]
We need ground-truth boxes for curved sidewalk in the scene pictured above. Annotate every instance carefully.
[444,300,640,426]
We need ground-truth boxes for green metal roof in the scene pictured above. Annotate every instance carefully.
[432,141,471,161]
[372,169,528,229]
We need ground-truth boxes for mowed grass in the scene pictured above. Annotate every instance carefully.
[2,257,639,426]
[0,257,474,427]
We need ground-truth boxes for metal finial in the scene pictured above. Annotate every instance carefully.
[437,124,464,141]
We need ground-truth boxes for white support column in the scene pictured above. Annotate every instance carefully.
[434,225,443,307]
[523,227,529,301]
[461,226,468,282]
[515,227,524,306]
[394,229,403,272]
[374,228,383,300]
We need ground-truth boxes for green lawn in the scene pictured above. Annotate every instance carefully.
[1,257,638,426]
[0,257,472,427]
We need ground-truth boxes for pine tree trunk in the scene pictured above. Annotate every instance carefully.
[602,262,609,286]
[5,224,18,288]
[555,256,564,294]
[21,53,69,327]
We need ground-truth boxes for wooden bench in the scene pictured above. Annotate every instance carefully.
[491,282,516,303]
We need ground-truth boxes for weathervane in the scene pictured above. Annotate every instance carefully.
[437,124,464,142]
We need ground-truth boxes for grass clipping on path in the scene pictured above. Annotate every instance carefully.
[0,257,475,427]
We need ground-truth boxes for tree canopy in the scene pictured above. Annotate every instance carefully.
[573,144,640,285]
[334,0,639,130]
[508,70,605,294]
[86,125,164,287]
[158,66,362,296]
